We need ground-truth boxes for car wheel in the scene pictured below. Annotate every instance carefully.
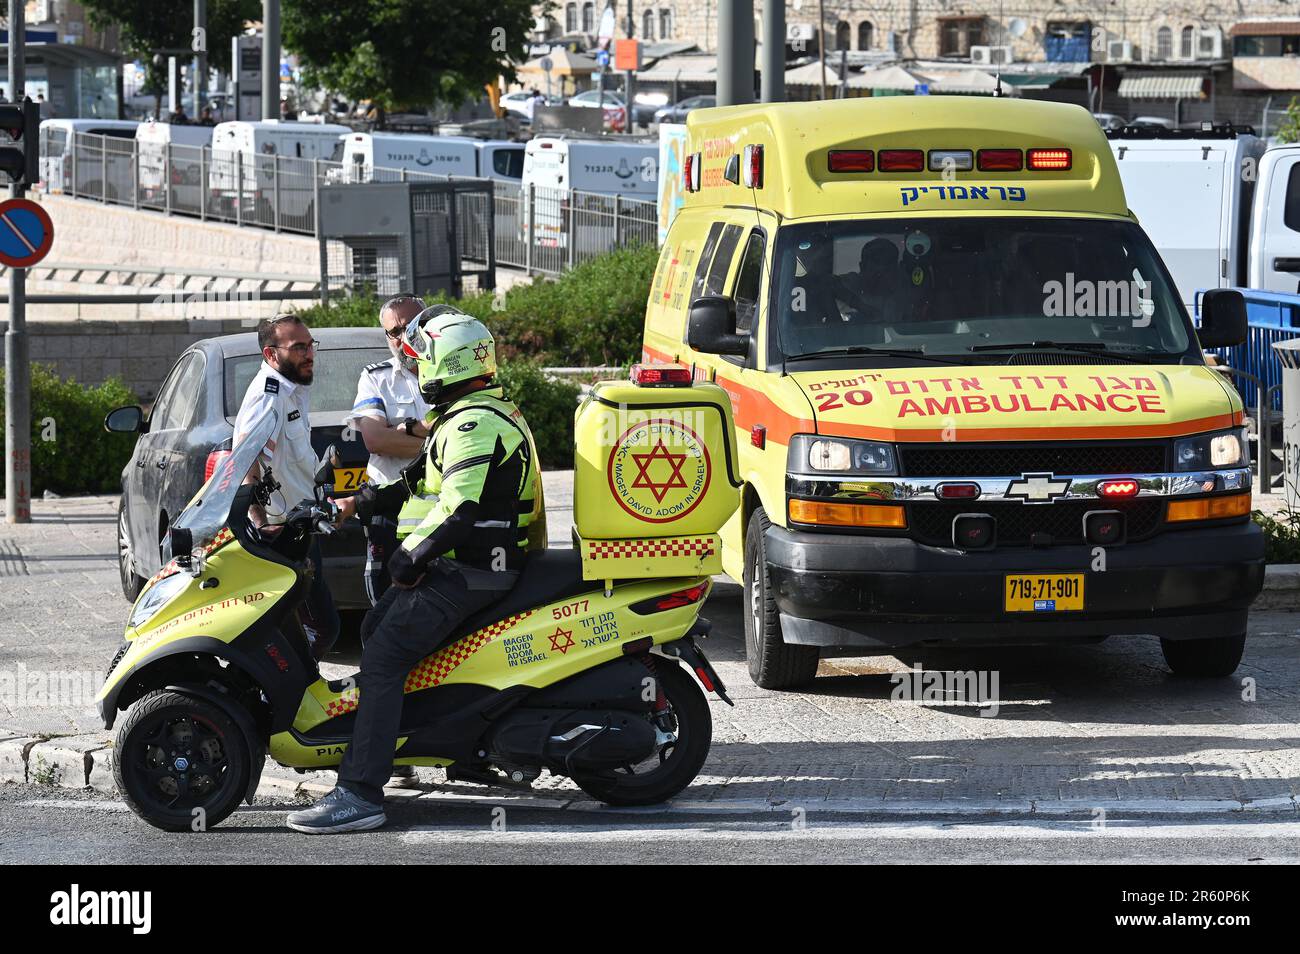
[1160,632,1246,678]
[743,506,819,689]
[118,499,146,601]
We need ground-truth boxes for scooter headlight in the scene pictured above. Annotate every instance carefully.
[128,572,190,630]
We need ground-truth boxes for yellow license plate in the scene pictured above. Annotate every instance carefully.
[333,467,367,493]
[1004,574,1084,612]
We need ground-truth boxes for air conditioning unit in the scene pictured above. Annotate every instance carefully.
[1107,40,1133,63]
[971,45,1015,65]
[1198,28,1223,59]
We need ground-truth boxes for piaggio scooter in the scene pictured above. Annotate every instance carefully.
[97,375,737,832]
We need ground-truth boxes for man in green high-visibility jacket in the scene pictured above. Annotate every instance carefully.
[288,305,546,834]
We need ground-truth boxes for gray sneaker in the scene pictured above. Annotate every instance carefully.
[387,764,421,789]
[286,787,386,834]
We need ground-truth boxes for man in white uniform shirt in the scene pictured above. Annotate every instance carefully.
[233,313,340,658]
[347,295,431,606]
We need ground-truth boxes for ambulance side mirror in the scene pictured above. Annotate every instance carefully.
[687,296,749,357]
[1198,289,1248,349]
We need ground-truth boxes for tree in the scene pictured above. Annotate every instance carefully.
[82,0,260,116]
[282,0,539,117]
[1278,96,1300,145]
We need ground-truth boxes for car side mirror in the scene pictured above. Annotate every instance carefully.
[1199,289,1248,349]
[104,405,145,434]
[686,296,748,357]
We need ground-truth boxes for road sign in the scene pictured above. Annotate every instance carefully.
[914,83,930,95]
[0,197,53,268]
[595,50,609,68]
[541,55,554,72]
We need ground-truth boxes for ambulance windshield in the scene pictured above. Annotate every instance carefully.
[773,218,1190,362]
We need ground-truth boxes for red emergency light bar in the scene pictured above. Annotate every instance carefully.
[877,149,925,172]
[1097,479,1139,498]
[976,148,1023,171]
[1027,148,1072,170]
[631,363,692,386]
[827,149,874,172]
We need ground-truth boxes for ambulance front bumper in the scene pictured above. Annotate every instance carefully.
[764,521,1264,651]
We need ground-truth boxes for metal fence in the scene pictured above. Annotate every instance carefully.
[44,131,657,278]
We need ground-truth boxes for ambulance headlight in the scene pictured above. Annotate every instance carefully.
[128,572,190,630]
[789,435,897,476]
[1173,428,1248,471]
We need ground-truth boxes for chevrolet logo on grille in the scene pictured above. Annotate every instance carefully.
[1004,473,1071,503]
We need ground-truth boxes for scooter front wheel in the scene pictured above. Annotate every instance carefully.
[570,660,712,807]
[113,690,251,832]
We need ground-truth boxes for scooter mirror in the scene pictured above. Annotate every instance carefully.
[314,445,339,486]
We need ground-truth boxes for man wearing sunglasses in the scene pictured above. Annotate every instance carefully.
[347,295,432,608]
[232,312,340,659]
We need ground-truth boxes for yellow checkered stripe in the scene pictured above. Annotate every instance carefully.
[403,610,535,692]
[145,527,237,586]
[587,538,716,560]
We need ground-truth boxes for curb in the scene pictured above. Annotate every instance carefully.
[1257,564,1300,611]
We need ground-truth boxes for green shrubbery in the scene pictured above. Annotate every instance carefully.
[1254,509,1300,564]
[0,365,138,498]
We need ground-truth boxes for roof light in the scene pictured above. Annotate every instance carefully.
[927,149,973,172]
[976,148,1023,171]
[877,149,925,172]
[827,149,874,172]
[1097,479,1139,498]
[1027,148,1072,170]
[742,143,763,188]
[684,151,702,191]
[630,363,692,386]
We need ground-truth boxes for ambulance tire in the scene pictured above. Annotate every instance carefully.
[1159,632,1246,678]
[744,507,819,689]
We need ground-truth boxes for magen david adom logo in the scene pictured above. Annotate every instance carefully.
[607,418,712,523]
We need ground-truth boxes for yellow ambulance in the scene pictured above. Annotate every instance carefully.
[642,96,1263,688]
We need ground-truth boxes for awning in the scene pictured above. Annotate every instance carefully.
[846,65,926,91]
[1230,20,1300,37]
[1117,73,1206,99]
[637,54,715,82]
[924,69,1001,94]
[784,61,843,86]
[517,49,598,76]
[998,72,1065,89]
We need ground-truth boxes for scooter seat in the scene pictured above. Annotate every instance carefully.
[449,548,599,639]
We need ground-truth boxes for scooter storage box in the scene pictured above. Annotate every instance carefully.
[573,374,740,581]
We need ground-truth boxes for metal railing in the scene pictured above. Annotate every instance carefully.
[44,131,657,278]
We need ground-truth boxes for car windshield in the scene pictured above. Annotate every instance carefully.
[171,409,278,549]
[223,347,391,417]
[772,217,1192,362]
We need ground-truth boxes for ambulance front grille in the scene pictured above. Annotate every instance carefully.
[899,441,1168,478]
[909,498,1166,548]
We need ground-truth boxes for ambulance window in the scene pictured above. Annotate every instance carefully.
[704,224,744,296]
[690,223,726,301]
[1284,164,1300,233]
[733,231,766,333]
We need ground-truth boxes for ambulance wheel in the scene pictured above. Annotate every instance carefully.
[744,507,819,689]
[114,691,250,832]
[1160,632,1246,678]
[571,661,711,807]
[118,500,146,602]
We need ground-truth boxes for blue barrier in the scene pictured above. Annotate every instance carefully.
[1196,288,1300,411]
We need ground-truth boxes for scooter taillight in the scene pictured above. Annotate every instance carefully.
[630,581,711,614]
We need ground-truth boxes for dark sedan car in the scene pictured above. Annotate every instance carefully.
[107,327,391,610]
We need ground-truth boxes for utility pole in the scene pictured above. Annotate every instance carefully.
[624,0,635,136]
[5,0,29,523]
[193,0,207,119]
[262,0,280,120]
[760,0,785,102]
[717,0,755,106]
[818,0,827,101]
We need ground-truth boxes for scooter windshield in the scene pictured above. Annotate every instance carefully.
[171,410,280,549]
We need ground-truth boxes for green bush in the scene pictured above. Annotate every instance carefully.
[1254,508,1300,564]
[0,365,138,498]
[292,292,385,329]
[494,361,582,469]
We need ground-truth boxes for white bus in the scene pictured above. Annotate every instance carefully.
[520,136,658,247]
[136,121,214,210]
[39,119,139,196]
[208,120,351,224]
[332,132,525,184]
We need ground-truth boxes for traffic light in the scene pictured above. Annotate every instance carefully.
[0,99,41,186]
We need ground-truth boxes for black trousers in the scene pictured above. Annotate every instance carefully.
[362,514,399,609]
[338,564,510,804]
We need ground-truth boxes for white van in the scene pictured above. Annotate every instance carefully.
[333,132,525,184]
[135,121,214,210]
[38,118,139,196]
[208,120,351,224]
[520,136,658,247]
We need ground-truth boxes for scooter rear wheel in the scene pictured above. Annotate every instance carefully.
[570,660,712,807]
[114,690,251,832]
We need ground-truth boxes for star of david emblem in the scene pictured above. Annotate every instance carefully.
[472,342,490,362]
[631,439,689,503]
[548,627,575,654]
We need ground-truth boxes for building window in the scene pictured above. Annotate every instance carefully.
[565,3,577,33]
[660,9,672,38]
[582,2,594,32]
[642,9,654,40]
[858,21,873,50]
[939,17,985,57]
[1156,26,1172,60]
[833,20,850,51]
[1234,34,1299,56]
[1180,25,1195,59]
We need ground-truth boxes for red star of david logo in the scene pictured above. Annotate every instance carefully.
[631,439,689,503]
[548,627,575,654]
[473,342,490,361]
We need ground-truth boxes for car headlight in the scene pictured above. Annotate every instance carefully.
[788,434,897,476]
[1173,427,1248,471]
[127,572,190,630]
